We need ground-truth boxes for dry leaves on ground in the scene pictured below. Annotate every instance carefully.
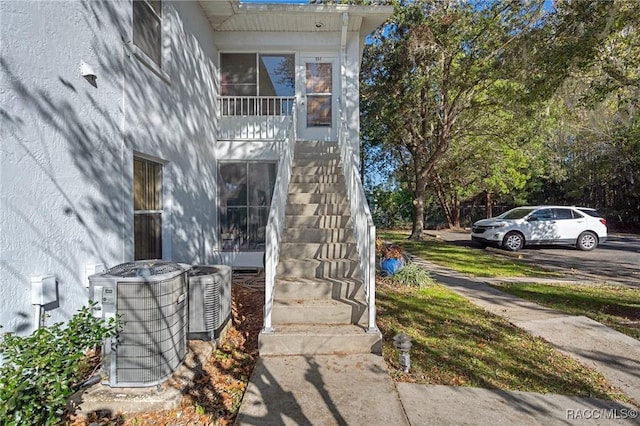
[69,282,264,426]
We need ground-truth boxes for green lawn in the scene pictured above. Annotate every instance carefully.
[378,229,640,341]
[489,282,640,340]
[378,230,560,277]
[377,282,630,401]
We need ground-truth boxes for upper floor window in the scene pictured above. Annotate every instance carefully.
[220,53,295,116]
[134,157,163,260]
[133,0,162,67]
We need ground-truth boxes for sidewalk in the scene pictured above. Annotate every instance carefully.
[236,258,640,425]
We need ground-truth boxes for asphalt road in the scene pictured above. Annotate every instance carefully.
[430,230,640,288]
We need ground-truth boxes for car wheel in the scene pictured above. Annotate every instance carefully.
[577,231,598,251]
[502,231,524,251]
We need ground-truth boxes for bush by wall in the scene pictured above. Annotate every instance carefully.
[0,304,119,425]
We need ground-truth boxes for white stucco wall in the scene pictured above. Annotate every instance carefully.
[0,1,373,335]
[0,0,221,335]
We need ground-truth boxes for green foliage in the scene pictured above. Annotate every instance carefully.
[391,262,435,288]
[361,0,550,235]
[0,304,119,425]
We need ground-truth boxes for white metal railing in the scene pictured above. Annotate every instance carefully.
[218,96,295,140]
[219,96,295,117]
[337,101,378,334]
[263,101,297,333]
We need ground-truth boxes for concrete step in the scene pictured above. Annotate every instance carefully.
[292,160,342,169]
[285,215,352,229]
[272,298,367,325]
[291,166,343,177]
[286,203,350,216]
[274,277,364,299]
[288,182,345,193]
[295,141,339,152]
[276,258,361,278]
[281,227,354,243]
[258,324,382,355]
[280,242,358,259]
[294,151,340,160]
[287,193,348,204]
[290,174,344,184]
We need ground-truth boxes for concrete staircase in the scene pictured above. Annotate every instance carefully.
[258,141,381,355]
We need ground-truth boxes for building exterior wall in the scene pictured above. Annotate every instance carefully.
[0,1,379,335]
[0,0,221,334]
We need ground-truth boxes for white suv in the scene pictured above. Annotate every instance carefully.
[471,206,608,251]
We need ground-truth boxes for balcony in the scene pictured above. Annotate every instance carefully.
[218,96,295,140]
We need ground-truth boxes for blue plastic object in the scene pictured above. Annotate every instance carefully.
[380,258,403,277]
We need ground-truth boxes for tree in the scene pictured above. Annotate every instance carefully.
[362,0,548,239]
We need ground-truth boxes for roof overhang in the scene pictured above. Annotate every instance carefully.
[198,0,393,36]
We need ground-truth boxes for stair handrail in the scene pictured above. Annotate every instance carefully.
[337,100,378,334]
[263,101,297,333]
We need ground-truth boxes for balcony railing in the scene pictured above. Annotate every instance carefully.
[218,96,295,140]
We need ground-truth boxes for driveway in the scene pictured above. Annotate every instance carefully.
[429,230,640,288]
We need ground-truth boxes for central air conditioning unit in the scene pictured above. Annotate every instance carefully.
[188,265,232,341]
[89,261,189,388]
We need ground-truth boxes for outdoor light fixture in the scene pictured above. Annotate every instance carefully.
[80,61,97,87]
[393,333,412,373]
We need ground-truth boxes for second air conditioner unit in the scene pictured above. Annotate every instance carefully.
[188,265,232,341]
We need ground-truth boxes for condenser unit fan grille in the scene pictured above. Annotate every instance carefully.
[105,260,184,278]
[115,274,187,385]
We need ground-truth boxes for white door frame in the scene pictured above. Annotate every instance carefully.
[298,55,339,141]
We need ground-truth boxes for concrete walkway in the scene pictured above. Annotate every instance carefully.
[236,258,640,425]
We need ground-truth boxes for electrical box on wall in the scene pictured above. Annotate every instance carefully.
[30,275,57,305]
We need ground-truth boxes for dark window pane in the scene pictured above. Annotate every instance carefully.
[219,162,276,252]
[248,207,269,248]
[135,213,162,260]
[133,1,161,67]
[134,158,162,210]
[220,207,247,251]
[221,53,257,96]
[307,95,332,127]
[220,163,247,206]
[248,163,276,206]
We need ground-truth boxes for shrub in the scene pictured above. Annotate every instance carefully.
[391,263,435,288]
[0,303,119,425]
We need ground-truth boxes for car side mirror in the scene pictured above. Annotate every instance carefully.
[527,216,537,222]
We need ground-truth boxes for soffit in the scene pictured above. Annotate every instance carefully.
[198,0,392,34]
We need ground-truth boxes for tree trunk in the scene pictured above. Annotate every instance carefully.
[452,196,461,228]
[485,191,493,218]
[409,177,428,240]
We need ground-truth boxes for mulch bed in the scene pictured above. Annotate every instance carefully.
[68,273,264,426]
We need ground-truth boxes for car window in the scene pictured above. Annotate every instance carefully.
[500,208,536,219]
[578,209,600,218]
[553,208,573,220]
[530,208,552,220]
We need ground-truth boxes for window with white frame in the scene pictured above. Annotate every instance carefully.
[133,0,162,67]
[220,53,295,116]
[134,157,163,260]
[219,162,277,251]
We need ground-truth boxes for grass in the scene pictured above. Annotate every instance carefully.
[376,282,630,401]
[378,229,560,277]
[489,282,640,340]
